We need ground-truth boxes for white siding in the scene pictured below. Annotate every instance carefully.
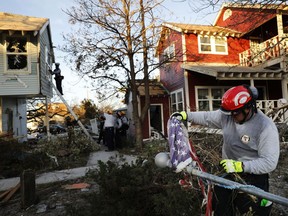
[0,29,53,97]
[0,32,41,96]
[1,97,27,141]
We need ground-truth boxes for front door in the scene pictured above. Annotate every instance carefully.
[149,104,163,138]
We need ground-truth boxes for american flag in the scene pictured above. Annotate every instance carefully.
[168,117,193,173]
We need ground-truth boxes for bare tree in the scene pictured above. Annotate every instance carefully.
[27,98,47,126]
[62,0,165,148]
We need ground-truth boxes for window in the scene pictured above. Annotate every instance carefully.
[45,46,53,76]
[171,89,183,112]
[198,35,228,54]
[5,36,29,72]
[163,44,175,60]
[223,9,232,21]
[196,87,228,111]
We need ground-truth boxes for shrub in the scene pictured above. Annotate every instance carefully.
[66,156,203,216]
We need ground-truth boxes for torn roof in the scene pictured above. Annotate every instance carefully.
[0,12,49,31]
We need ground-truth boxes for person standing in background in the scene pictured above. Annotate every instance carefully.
[115,111,124,149]
[97,115,106,145]
[103,110,116,151]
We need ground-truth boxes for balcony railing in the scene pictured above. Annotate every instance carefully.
[239,35,288,67]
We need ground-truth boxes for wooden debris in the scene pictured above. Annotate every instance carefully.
[62,183,90,190]
[0,183,20,204]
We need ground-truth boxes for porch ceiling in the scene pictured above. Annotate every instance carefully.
[182,64,288,80]
[137,80,169,96]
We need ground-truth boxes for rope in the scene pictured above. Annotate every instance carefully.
[215,182,260,190]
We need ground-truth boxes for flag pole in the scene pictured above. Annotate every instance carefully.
[189,168,288,207]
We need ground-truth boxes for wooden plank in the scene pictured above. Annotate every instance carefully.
[1,183,20,203]
[0,188,14,199]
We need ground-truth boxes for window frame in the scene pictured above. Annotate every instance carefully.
[163,43,175,61]
[171,89,184,113]
[195,86,230,111]
[45,46,53,77]
[198,35,228,55]
[4,34,31,74]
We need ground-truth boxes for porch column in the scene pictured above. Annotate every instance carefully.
[276,14,284,36]
[184,70,190,111]
[249,79,254,87]
[182,33,190,111]
[281,79,288,100]
[45,97,51,141]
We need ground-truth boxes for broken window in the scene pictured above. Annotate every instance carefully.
[6,36,28,71]
[163,44,175,61]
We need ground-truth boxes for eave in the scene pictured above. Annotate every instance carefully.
[0,12,48,32]
[182,64,288,80]
[162,22,242,37]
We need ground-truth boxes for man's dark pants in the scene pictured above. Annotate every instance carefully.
[212,173,272,216]
[104,127,114,151]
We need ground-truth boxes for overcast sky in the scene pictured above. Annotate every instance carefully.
[1,0,217,106]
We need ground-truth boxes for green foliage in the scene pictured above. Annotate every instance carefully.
[66,156,203,216]
[0,130,100,178]
[38,131,99,169]
[0,138,50,178]
[80,99,98,119]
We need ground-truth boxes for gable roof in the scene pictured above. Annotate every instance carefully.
[0,12,49,31]
[214,3,288,34]
[163,22,242,37]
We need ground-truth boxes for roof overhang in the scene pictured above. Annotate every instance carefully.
[136,80,169,96]
[182,64,288,80]
[0,12,49,32]
[162,22,242,37]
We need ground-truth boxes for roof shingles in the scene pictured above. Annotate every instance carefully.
[0,12,48,31]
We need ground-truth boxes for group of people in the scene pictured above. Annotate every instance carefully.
[97,110,129,151]
[48,64,280,214]
[172,84,280,216]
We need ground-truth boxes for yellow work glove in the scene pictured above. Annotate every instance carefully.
[220,159,243,173]
[170,111,187,121]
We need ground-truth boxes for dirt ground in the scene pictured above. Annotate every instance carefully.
[268,141,288,215]
[0,178,100,216]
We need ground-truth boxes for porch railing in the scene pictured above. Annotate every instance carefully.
[257,99,288,123]
[189,99,288,135]
[239,35,288,67]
